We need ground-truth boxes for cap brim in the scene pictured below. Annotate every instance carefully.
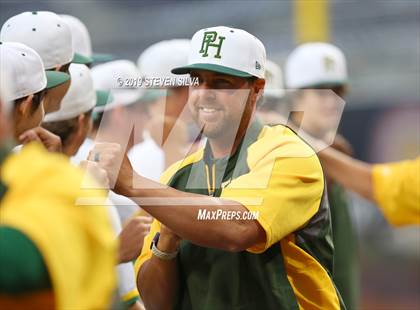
[95,90,113,108]
[171,63,253,78]
[72,52,93,65]
[45,71,70,89]
[298,81,347,89]
[91,53,115,63]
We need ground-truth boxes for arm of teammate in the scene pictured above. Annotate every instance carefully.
[318,146,374,201]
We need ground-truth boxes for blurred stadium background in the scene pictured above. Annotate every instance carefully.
[1,1,419,309]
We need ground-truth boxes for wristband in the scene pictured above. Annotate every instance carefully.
[151,232,179,260]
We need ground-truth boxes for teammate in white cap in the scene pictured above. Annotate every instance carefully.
[90,59,164,181]
[137,39,193,169]
[1,11,90,113]
[60,14,114,66]
[91,26,344,310]
[42,64,96,156]
[285,42,359,310]
[87,59,157,251]
[256,59,286,125]
[0,41,69,151]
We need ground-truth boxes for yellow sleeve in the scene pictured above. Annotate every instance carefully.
[221,151,324,254]
[0,143,117,310]
[134,219,161,278]
[372,157,420,226]
[121,289,140,306]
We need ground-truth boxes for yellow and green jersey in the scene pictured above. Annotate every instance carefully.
[0,143,117,309]
[372,157,420,226]
[136,121,345,309]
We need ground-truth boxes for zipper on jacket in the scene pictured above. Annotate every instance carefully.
[205,163,216,196]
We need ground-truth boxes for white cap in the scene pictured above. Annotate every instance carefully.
[0,69,12,113]
[137,39,190,87]
[172,26,266,79]
[91,60,143,108]
[60,15,93,59]
[1,11,74,69]
[264,59,284,99]
[0,41,46,101]
[44,64,96,122]
[285,42,348,89]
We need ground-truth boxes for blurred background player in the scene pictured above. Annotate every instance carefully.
[87,60,156,267]
[60,14,114,66]
[82,59,155,254]
[42,63,146,310]
[42,64,95,156]
[285,42,359,310]
[318,148,419,227]
[89,59,164,182]
[137,39,198,168]
[256,59,286,125]
[0,42,116,310]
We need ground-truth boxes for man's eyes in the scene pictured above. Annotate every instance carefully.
[214,79,233,88]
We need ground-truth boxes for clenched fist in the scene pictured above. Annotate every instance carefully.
[79,160,110,189]
[118,215,153,263]
[88,142,135,196]
[19,127,62,153]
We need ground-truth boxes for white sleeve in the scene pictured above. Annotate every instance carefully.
[105,201,139,301]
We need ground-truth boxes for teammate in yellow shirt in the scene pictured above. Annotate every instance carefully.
[319,147,419,226]
[0,37,117,310]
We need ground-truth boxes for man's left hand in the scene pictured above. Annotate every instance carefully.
[88,142,134,196]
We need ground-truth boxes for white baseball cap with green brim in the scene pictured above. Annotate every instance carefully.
[285,42,348,89]
[172,26,266,79]
[60,15,115,65]
[44,64,96,122]
[0,41,69,102]
[264,59,284,99]
[91,60,144,110]
[61,15,97,65]
[138,39,190,87]
[0,11,91,69]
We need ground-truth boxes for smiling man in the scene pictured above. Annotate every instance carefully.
[90,26,344,310]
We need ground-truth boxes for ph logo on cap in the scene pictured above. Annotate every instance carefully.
[199,31,225,59]
[285,42,348,89]
[172,26,266,79]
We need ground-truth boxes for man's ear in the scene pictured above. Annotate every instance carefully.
[253,78,265,105]
[17,95,34,116]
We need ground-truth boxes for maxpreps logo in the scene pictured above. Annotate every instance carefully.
[199,31,225,59]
